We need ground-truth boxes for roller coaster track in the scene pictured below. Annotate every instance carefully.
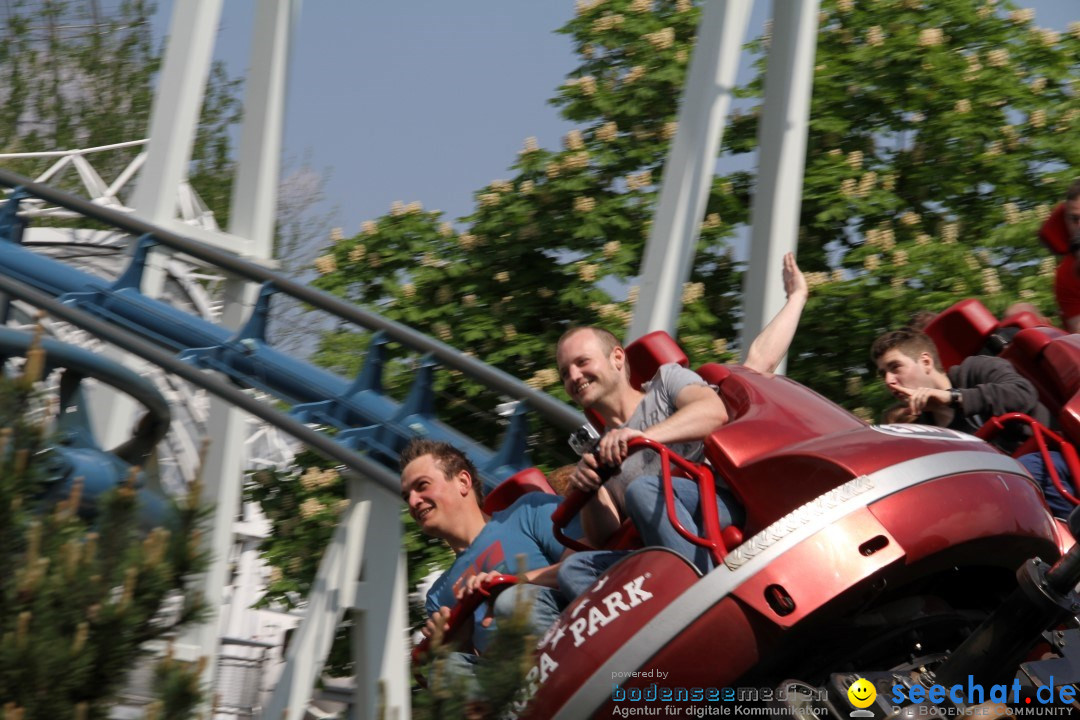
[0,167,585,717]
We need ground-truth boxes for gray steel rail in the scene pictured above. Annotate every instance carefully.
[0,168,585,432]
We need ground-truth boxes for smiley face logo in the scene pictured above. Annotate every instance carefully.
[847,677,876,709]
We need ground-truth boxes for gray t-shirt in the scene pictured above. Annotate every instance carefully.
[605,363,711,510]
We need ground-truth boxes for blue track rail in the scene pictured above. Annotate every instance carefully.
[0,169,585,493]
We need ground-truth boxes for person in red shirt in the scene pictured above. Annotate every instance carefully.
[1038,179,1080,332]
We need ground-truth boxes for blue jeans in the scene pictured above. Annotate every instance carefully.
[435,584,566,692]
[490,584,565,642]
[1018,450,1076,519]
[558,475,743,597]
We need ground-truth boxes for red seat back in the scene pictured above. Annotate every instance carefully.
[1000,310,1054,332]
[588,331,690,431]
[697,362,740,414]
[1043,334,1080,399]
[624,330,689,390]
[923,299,999,370]
[482,467,555,514]
[1044,335,1080,448]
[1063,397,1080,450]
[1001,326,1070,416]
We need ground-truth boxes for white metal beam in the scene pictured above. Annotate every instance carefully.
[626,0,752,343]
[179,277,256,702]
[738,0,820,374]
[351,485,411,720]
[204,3,298,699]
[229,0,299,257]
[264,476,371,720]
[129,0,224,225]
[101,0,226,453]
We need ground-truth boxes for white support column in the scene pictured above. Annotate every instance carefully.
[95,0,225,446]
[264,476,371,720]
[224,538,264,639]
[737,0,820,374]
[229,0,298,257]
[176,278,252,683]
[197,0,298,705]
[626,0,752,343]
[165,2,297,709]
[351,485,411,720]
[129,0,224,225]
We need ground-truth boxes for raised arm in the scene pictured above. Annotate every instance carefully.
[743,252,809,374]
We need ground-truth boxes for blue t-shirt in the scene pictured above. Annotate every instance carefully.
[425,493,565,650]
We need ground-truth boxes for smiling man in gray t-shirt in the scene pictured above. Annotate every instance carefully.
[602,362,710,510]
[556,253,808,597]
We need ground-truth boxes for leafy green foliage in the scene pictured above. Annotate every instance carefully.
[0,0,158,181]
[245,450,454,676]
[189,60,244,227]
[0,365,208,718]
[760,0,1080,419]
[153,650,208,720]
[0,0,241,222]
[258,0,1080,703]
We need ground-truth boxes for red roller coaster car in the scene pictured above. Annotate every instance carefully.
[416,329,1080,719]
[924,299,1080,510]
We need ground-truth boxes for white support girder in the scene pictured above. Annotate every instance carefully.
[129,0,225,229]
[351,484,411,720]
[229,0,299,257]
[173,277,258,699]
[627,0,820,379]
[69,153,109,201]
[264,479,410,720]
[626,0,752,343]
[0,141,218,230]
[738,0,820,374]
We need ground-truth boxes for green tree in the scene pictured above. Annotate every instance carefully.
[259,0,1080,702]
[730,0,1080,418]
[311,0,1080,425]
[0,1,155,158]
[0,337,208,718]
[309,0,737,470]
[0,0,241,223]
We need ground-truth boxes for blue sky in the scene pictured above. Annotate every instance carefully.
[159,1,580,235]
[154,1,1077,244]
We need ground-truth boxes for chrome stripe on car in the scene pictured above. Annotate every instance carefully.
[553,451,1030,719]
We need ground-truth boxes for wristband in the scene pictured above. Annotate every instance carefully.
[949,388,963,409]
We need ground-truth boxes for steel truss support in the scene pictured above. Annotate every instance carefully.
[738,0,820,373]
[628,0,820,379]
[627,0,752,343]
[264,480,410,720]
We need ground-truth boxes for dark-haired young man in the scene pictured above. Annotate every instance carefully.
[871,328,1074,516]
[399,439,569,663]
[871,328,1048,447]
